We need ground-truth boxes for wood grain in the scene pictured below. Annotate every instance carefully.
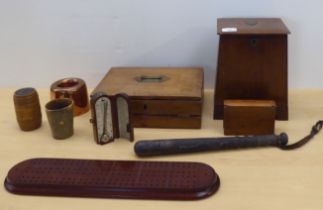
[223,100,276,135]
[92,67,204,128]
[93,67,203,99]
[132,115,201,129]
[217,18,290,35]
[214,18,289,120]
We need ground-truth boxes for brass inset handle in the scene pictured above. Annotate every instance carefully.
[134,75,169,83]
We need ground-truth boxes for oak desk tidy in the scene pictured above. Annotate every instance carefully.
[214,18,290,120]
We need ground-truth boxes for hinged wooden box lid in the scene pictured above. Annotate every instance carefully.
[92,67,204,129]
[217,18,290,35]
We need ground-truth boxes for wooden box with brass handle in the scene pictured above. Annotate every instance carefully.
[92,67,204,129]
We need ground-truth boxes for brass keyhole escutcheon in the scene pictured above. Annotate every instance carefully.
[250,38,258,47]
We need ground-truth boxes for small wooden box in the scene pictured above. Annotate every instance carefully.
[214,18,290,120]
[92,67,204,129]
[223,100,276,135]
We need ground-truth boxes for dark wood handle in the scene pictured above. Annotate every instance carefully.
[135,133,288,157]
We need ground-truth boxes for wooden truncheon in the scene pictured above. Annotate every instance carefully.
[92,67,204,129]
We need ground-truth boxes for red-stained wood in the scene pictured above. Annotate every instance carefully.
[5,158,220,200]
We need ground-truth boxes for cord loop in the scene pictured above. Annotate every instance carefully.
[280,120,323,150]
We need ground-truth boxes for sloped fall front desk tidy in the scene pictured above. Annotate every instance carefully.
[214,18,290,120]
[4,158,220,200]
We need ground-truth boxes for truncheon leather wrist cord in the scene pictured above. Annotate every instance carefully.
[4,158,220,200]
[135,120,323,157]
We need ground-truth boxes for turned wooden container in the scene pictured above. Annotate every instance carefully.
[50,78,89,116]
[13,88,42,131]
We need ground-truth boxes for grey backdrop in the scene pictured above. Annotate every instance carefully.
[1,0,322,88]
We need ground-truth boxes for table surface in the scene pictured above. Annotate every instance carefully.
[1,89,323,210]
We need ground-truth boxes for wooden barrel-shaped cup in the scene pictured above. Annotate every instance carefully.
[13,88,42,131]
